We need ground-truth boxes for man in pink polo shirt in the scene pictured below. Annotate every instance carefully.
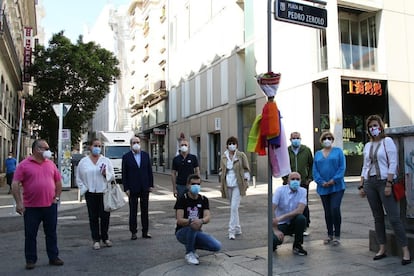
[12,139,64,270]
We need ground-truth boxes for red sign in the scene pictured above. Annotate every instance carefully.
[23,27,33,82]
[348,80,382,96]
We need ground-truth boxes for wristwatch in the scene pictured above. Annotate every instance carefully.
[55,196,60,202]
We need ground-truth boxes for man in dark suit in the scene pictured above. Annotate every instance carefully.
[122,136,154,240]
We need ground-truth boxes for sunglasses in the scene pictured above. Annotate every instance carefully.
[190,182,200,185]
[323,137,333,141]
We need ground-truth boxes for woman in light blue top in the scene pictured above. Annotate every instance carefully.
[313,131,346,246]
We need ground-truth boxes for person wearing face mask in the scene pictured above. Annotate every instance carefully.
[122,136,154,240]
[272,172,308,256]
[312,131,346,246]
[359,115,411,265]
[282,132,314,234]
[11,139,64,270]
[5,152,17,194]
[219,136,251,240]
[76,139,115,250]
[172,138,200,198]
[174,174,221,265]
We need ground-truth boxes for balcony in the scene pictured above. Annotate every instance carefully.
[0,10,22,88]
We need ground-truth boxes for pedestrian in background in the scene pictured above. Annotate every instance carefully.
[313,131,346,246]
[272,172,308,256]
[122,136,154,240]
[282,131,313,235]
[11,139,64,270]
[174,174,221,265]
[172,138,200,198]
[359,115,411,265]
[219,136,250,240]
[76,138,115,250]
[5,152,17,194]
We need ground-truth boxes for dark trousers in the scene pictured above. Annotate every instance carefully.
[320,189,344,238]
[6,172,14,186]
[24,204,59,263]
[273,214,307,250]
[129,191,150,234]
[85,192,110,242]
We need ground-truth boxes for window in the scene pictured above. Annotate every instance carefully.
[338,9,377,71]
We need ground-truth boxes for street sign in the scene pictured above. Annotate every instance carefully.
[275,0,327,29]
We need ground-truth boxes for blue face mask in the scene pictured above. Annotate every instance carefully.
[291,138,301,148]
[92,147,101,156]
[190,184,201,195]
[289,180,300,191]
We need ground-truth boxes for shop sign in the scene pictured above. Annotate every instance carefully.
[153,128,166,135]
[348,80,382,96]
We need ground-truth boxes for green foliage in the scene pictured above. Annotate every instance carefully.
[25,32,120,151]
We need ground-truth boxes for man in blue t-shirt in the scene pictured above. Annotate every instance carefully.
[5,152,17,194]
[171,138,200,198]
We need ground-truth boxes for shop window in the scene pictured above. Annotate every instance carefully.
[338,9,377,71]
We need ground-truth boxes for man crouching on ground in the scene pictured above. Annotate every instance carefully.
[174,174,222,265]
[272,171,308,256]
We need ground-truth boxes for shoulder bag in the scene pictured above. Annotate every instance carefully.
[104,181,126,212]
[383,139,405,201]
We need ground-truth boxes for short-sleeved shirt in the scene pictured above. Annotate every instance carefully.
[272,185,307,225]
[174,193,209,232]
[13,156,62,207]
[172,154,199,185]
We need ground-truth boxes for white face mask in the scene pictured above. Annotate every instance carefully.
[42,150,52,159]
[228,144,237,152]
[180,145,188,153]
[369,126,381,137]
[132,143,141,152]
[322,139,332,148]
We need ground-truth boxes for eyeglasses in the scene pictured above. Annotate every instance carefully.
[323,137,333,141]
[290,178,300,181]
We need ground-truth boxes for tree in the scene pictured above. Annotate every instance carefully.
[26,32,121,151]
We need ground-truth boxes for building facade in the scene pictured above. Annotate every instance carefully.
[166,0,414,181]
[127,0,168,169]
[0,0,37,169]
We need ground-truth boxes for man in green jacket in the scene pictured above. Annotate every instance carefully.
[282,132,314,234]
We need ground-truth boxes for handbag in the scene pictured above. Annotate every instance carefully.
[104,181,126,212]
[382,139,405,201]
[393,179,405,201]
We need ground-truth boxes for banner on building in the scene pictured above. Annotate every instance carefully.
[23,27,34,82]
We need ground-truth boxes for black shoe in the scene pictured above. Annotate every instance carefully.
[49,258,64,266]
[373,253,387,260]
[293,244,308,256]
[402,258,412,265]
[131,233,137,240]
[25,261,35,270]
[142,233,152,239]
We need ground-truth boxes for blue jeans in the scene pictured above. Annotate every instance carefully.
[320,190,345,238]
[24,204,59,263]
[176,185,188,198]
[176,226,222,254]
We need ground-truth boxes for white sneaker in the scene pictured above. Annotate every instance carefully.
[193,252,199,259]
[103,240,112,247]
[93,242,101,250]
[303,231,309,236]
[229,233,236,240]
[185,252,199,265]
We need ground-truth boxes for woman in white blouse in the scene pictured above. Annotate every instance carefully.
[220,136,251,240]
[76,139,115,250]
[359,115,411,265]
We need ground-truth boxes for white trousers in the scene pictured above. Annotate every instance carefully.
[227,186,241,235]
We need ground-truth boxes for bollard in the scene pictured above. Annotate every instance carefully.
[252,175,256,188]
[205,170,208,180]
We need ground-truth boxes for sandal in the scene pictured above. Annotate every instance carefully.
[332,238,340,246]
[323,237,333,245]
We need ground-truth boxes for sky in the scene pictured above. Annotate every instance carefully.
[41,0,131,44]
